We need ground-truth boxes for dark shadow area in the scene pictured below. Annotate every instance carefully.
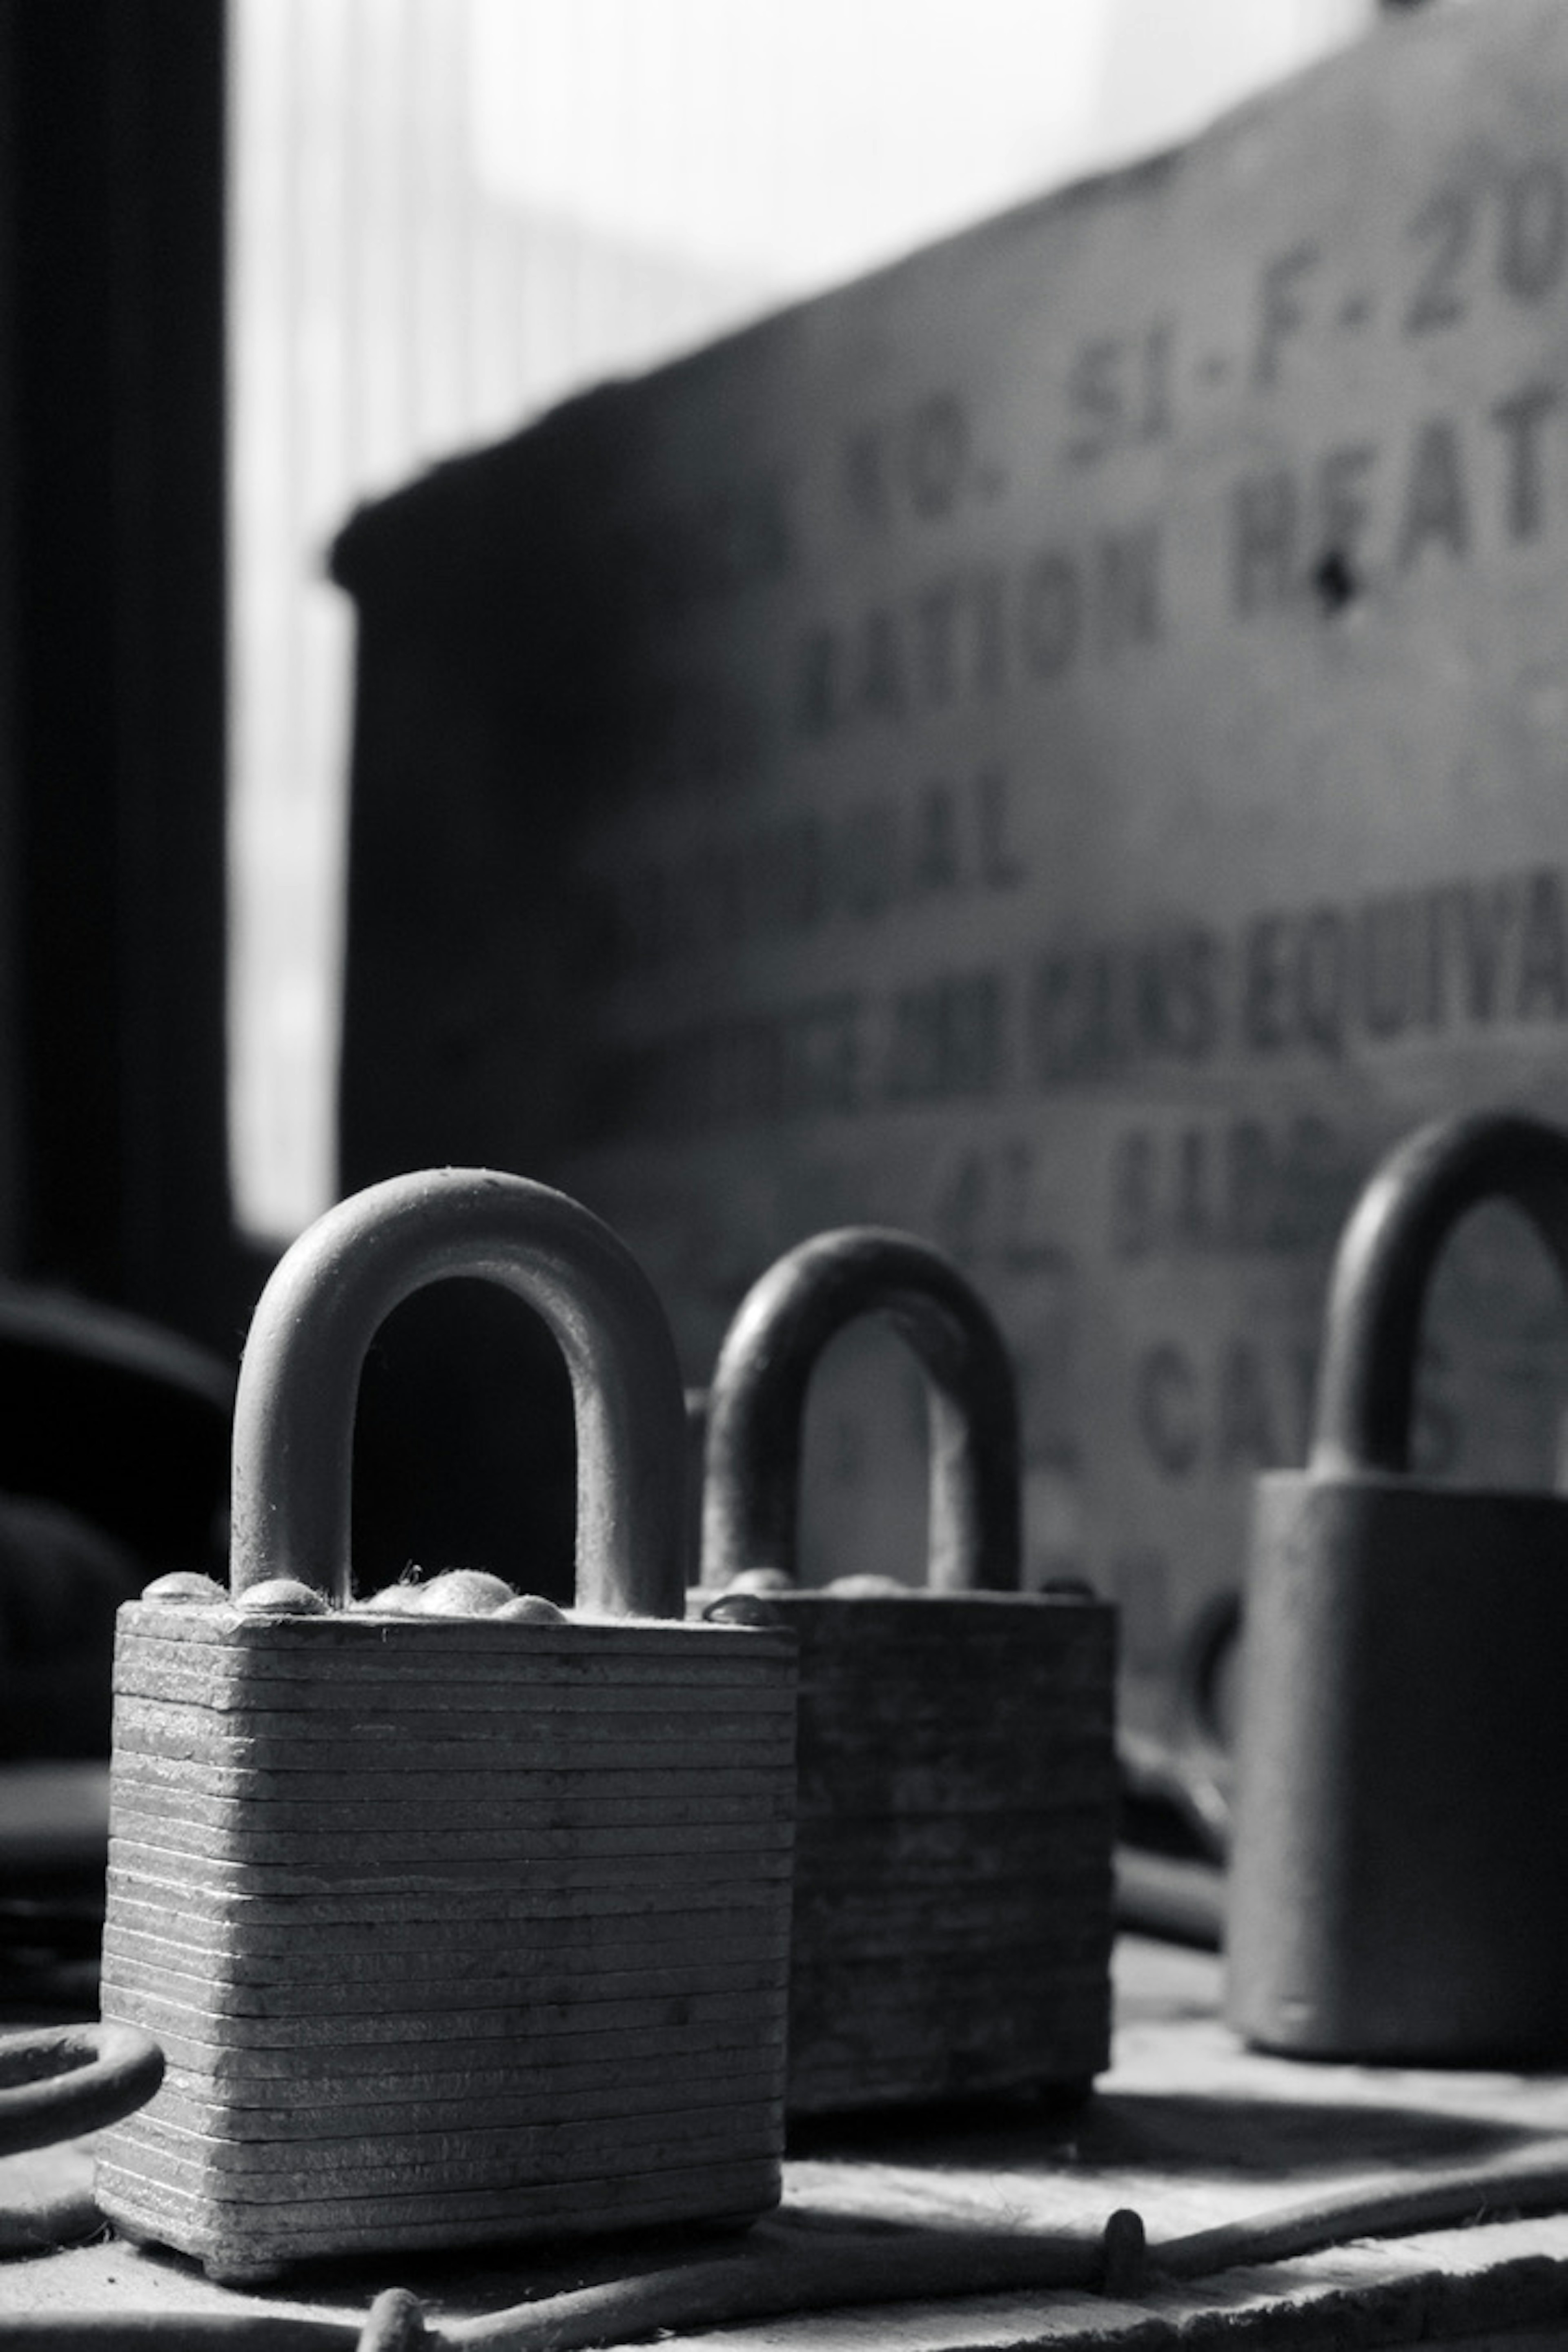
[350,1277,577,1604]
[1074,2086,1535,2177]
[790,2082,1539,2181]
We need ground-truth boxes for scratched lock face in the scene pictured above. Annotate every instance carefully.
[336,0,1568,1749]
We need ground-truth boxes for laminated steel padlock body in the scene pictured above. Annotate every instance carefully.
[1228,1112,1568,2065]
[703,1227,1116,2118]
[96,1171,796,2281]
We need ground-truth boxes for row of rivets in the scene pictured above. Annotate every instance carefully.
[139,1567,567,1619]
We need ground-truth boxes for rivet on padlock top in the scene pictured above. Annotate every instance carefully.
[1228,1110,1568,2065]
[702,1226,1116,2117]
[96,1169,796,2279]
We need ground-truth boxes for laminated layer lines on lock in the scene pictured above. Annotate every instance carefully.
[95,1169,797,2283]
[701,1228,1116,2118]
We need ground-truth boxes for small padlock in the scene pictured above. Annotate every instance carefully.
[700,1227,1116,2117]
[1227,1110,1568,2063]
[94,1169,796,2280]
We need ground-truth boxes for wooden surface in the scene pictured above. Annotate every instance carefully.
[13,1937,1568,2345]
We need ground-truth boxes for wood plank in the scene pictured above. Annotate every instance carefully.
[22,1941,1568,2339]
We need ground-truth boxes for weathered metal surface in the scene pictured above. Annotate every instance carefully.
[1227,1111,1568,2063]
[702,1229,1114,2115]
[0,2022,162,2158]
[333,0,1568,1749]
[94,1172,796,2281]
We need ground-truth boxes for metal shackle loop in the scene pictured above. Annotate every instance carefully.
[0,2022,165,2156]
[1311,1109,1568,1478]
[700,1227,1021,1592]
[231,1169,688,1617]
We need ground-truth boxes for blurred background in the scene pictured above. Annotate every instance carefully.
[229,0,1383,1247]
[0,0,1421,1778]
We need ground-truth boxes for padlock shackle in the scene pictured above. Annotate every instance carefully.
[699,1227,1021,1591]
[231,1169,688,1616]
[1312,1110,1568,1476]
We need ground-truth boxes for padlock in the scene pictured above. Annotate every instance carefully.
[1227,1109,1568,2063]
[700,1227,1116,2116]
[94,1169,797,2281]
